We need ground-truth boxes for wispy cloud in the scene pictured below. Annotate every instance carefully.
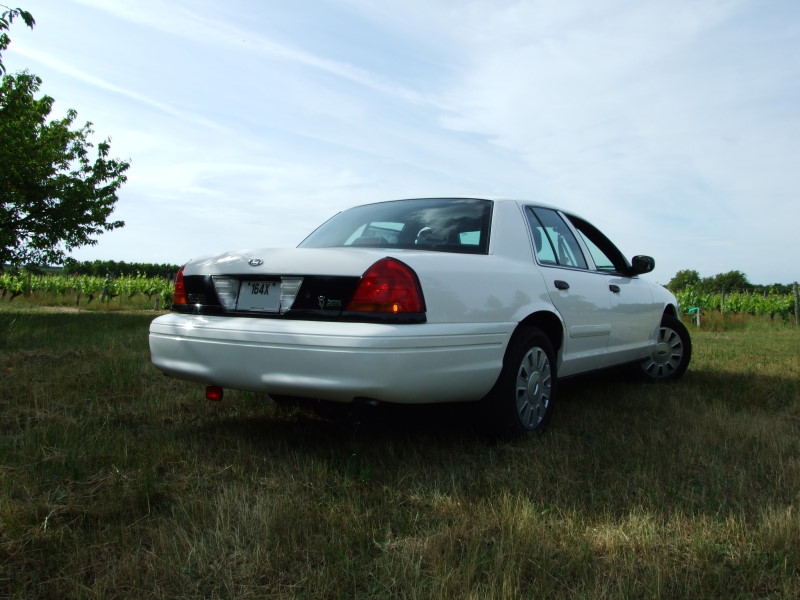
[73,0,434,106]
[11,45,228,132]
[10,0,798,283]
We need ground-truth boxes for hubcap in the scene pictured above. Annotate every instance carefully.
[515,347,552,429]
[641,326,684,379]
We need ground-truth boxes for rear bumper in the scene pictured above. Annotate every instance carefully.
[149,313,511,404]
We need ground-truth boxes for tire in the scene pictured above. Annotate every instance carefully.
[484,327,556,435]
[639,314,692,381]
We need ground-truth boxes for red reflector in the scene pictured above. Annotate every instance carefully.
[206,385,224,401]
[173,265,188,305]
[346,258,424,313]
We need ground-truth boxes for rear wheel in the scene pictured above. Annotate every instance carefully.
[639,314,692,381]
[484,327,556,435]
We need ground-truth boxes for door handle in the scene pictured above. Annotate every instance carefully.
[609,284,621,293]
[554,280,570,290]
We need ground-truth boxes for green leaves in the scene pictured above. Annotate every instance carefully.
[0,271,176,305]
[676,287,795,319]
[0,7,36,75]
[1,70,130,267]
[0,7,128,267]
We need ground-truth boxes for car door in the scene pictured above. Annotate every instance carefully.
[525,207,613,376]
[565,214,662,365]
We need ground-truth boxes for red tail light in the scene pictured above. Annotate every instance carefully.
[173,266,188,305]
[346,258,424,313]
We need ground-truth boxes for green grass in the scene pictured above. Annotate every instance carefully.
[1,306,799,599]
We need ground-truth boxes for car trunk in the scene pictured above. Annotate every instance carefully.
[176,247,425,323]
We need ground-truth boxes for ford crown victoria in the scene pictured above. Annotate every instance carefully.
[149,197,691,434]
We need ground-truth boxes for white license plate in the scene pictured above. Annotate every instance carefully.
[237,280,281,312]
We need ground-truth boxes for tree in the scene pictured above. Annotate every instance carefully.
[666,269,700,292]
[701,270,751,293]
[1,8,130,267]
[0,6,34,75]
[0,72,130,266]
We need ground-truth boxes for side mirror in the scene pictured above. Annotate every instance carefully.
[629,255,655,275]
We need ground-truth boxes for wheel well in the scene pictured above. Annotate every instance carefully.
[515,311,564,353]
[664,304,678,319]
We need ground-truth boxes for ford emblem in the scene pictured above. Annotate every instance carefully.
[248,258,263,267]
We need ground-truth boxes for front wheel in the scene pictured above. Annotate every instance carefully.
[639,314,692,381]
[483,327,556,435]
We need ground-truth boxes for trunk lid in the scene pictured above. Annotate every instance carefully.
[177,247,425,323]
[183,247,386,277]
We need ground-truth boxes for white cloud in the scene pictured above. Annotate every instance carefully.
[406,0,799,282]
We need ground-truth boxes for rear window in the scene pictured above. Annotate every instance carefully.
[299,198,493,254]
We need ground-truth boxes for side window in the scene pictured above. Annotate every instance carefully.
[458,231,481,246]
[576,231,615,271]
[565,214,630,273]
[526,207,588,269]
[526,209,556,264]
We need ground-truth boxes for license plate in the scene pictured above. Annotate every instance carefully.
[237,280,280,312]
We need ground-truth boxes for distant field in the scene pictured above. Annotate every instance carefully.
[1,306,799,599]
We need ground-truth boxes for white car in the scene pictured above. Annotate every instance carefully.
[149,197,691,434]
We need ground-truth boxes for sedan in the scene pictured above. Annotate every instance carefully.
[149,197,691,434]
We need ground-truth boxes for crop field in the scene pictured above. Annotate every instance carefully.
[675,288,798,321]
[1,305,799,599]
[0,272,174,310]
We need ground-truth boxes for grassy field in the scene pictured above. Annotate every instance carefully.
[1,305,799,599]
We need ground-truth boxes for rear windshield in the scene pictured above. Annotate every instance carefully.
[299,198,493,254]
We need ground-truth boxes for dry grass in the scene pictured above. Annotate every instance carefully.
[1,306,799,598]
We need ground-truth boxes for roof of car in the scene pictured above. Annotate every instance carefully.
[381,196,566,213]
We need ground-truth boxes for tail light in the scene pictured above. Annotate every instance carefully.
[173,266,188,306]
[346,258,424,313]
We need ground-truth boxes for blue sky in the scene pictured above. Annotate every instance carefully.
[6,0,799,284]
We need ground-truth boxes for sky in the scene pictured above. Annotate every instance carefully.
[5,0,800,285]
